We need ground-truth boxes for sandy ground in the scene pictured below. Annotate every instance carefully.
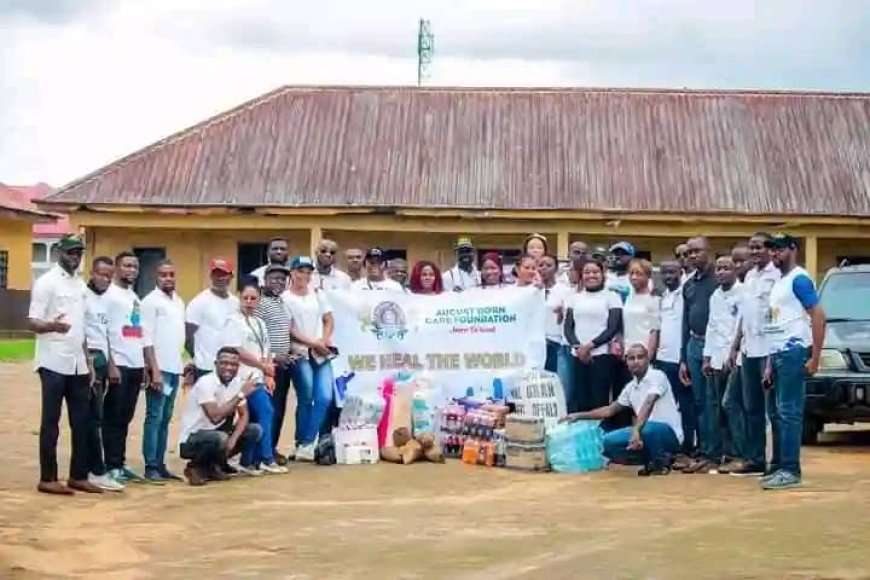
[1,362,869,579]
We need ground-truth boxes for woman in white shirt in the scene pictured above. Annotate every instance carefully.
[480,252,506,289]
[226,282,287,475]
[622,259,661,360]
[514,254,539,287]
[563,260,623,413]
[539,255,574,393]
[283,256,336,461]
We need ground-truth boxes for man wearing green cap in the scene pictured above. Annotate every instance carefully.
[442,237,480,291]
[28,234,103,495]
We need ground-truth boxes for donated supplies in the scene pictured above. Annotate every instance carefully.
[545,421,605,474]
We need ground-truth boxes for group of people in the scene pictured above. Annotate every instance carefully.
[28,228,824,495]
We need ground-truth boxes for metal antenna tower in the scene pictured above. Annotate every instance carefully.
[417,19,434,86]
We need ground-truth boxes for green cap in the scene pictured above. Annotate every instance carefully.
[765,233,799,250]
[57,233,85,251]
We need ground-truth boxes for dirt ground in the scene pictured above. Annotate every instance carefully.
[1,362,869,579]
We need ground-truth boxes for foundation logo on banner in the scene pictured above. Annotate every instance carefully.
[370,301,408,341]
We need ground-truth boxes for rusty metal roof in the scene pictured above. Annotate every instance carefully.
[43,86,870,216]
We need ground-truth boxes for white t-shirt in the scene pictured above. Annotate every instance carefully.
[622,293,661,352]
[282,289,333,347]
[84,287,110,356]
[764,266,817,354]
[226,312,271,383]
[617,368,684,444]
[351,278,404,292]
[657,286,684,364]
[311,268,352,291]
[186,290,240,370]
[29,265,89,375]
[141,288,186,374]
[566,289,623,357]
[544,283,573,344]
[704,283,744,370]
[105,283,145,369]
[741,262,781,358]
[442,266,481,291]
[178,372,244,445]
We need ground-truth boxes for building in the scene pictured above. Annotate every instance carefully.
[0,185,58,330]
[0,183,70,282]
[38,86,870,301]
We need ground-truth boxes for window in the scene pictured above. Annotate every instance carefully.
[0,250,8,289]
[49,243,59,263]
[382,248,407,261]
[32,242,47,263]
[133,247,167,297]
[237,243,269,288]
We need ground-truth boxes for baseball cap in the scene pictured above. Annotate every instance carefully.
[765,233,799,250]
[365,247,387,262]
[454,236,474,251]
[290,256,315,270]
[57,233,85,251]
[264,263,291,276]
[609,241,636,257]
[209,258,235,274]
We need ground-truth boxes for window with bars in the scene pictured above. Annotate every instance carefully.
[0,250,8,289]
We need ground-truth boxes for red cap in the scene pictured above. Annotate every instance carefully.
[209,258,235,274]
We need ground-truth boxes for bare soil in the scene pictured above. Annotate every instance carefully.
[1,361,869,579]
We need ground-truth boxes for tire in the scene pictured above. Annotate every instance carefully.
[802,416,823,445]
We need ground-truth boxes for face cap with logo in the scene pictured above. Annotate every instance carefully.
[608,241,636,258]
[764,233,799,250]
[365,247,386,264]
[454,236,475,253]
[57,234,85,252]
[209,258,235,275]
[290,256,315,271]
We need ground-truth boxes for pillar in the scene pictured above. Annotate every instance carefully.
[556,230,570,260]
[804,235,819,282]
[309,225,323,258]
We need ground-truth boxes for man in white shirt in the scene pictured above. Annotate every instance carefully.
[388,258,409,289]
[141,259,187,482]
[29,234,103,495]
[563,344,683,476]
[186,258,241,377]
[83,255,124,492]
[103,251,148,485]
[177,347,259,486]
[442,237,480,292]
[351,247,404,291]
[654,260,695,461]
[311,238,352,291]
[345,247,365,283]
[557,241,588,286]
[694,256,743,474]
[249,237,291,286]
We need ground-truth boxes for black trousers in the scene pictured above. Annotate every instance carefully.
[179,424,262,467]
[607,355,635,430]
[572,354,613,412]
[102,366,143,471]
[271,364,293,450]
[87,362,108,476]
[38,368,90,482]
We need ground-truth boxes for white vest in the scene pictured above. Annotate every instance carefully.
[763,266,813,354]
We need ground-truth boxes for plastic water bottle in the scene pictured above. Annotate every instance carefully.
[492,378,504,401]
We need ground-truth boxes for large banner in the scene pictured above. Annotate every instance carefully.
[328,287,547,399]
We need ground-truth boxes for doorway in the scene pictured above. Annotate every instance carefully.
[133,247,167,297]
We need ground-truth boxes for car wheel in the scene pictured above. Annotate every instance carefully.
[802,416,823,445]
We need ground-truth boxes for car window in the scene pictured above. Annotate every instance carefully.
[820,272,870,321]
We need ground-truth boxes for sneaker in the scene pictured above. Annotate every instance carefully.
[120,467,148,484]
[236,464,265,477]
[107,468,127,485]
[157,466,184,482]
[89,472,124,492]
[638,465,671,476]
[295,443,316,462]
[761,470,802,490]
[730,463,766,477]
[260,462,289,474]
[183,463,207,487]
[144,467,167,483]
[220,463,239,476]
[274,452,289,466]
[717,459,744,474]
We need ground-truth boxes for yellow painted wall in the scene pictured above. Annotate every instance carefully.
[0,217,34,290]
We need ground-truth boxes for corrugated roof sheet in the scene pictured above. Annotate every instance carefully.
[0,183,58,222]
[43,86,870,216]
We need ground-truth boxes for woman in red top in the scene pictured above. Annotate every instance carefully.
[409,261,444,295]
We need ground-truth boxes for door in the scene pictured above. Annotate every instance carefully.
[237,243,268,288]
[133,247,167,297]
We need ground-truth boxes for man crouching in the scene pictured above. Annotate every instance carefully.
[562,343,684,476]
[178,347,260,485]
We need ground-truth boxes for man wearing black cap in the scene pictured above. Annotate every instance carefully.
[759,234,825,490]
[351,248,403,291]
[249,237,291,287]
[442,237,481,292]
[28,234,103,495]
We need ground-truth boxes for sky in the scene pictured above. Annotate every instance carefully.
[1,0,868,187]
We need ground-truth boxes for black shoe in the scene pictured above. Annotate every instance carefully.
[729,463,766,477]
[220,463,239,476]
[143,467,167,483]
[638,465,671,477]
[158,466,184,482]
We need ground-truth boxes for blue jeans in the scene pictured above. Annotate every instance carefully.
[655,360,695,455]
[738,356,768,468]
[142,372,180,470]
[769,346,808,476]
[292,358,335,446]
[242,385,276,466]
[602,422,680,469]
[546,341,574,408]
[686,337,706,456]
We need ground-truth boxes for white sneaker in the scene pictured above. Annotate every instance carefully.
[89,472,124,492]
[260,462,289,474]
[295,443,316,462]
[236,465,264,477]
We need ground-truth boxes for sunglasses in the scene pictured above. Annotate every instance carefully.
[319,249,336,255]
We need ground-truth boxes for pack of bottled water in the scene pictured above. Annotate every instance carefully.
[545,420,605,474]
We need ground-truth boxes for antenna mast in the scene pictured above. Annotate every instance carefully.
[417,19,434,86]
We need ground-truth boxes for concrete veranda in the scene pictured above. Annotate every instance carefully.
[1,360,869,579]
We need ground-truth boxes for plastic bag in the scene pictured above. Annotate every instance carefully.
[545,420,605,474]
[315,433,337,466]
[339,388,385,429]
